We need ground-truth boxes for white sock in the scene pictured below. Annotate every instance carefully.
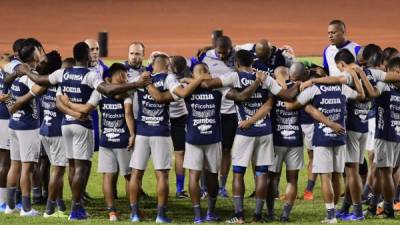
[0,187,6,204]
[325,202,335,210]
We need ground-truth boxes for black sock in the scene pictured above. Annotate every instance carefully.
[71,201,81,211]
[327,208,335,220]
[22,196,31,212]
[157,205,166,218]
[233,196,243,214]
[6,187,16,209]
[383,201,393,212]
[340,194,351,213]
[130,203,138,215]
[306,180,315,192]
[46,199,56,215]
[254,198,264,215]
[281,202,293,219]
[396,185,400,202]
[207,197,216,214]
[56,199,66,212]
[193,204,201,219]
[362,185,372,200]
[352,202,363,217]
[266,197,275,216]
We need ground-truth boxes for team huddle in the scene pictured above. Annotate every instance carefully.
[0,19,400,224]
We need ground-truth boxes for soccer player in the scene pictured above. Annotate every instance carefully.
[3,39,47,216]
[200,49,299,223]
[16,42,150,220]
[34,50,69,218]
[201,36,236,198]
[323,20,361,76]
[128,54,208,223]
[285,61,365,224]
[59,63,135,221]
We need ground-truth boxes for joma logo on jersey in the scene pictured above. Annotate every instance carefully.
[390,95,400,102]
[63,73,83,81]
[191,94,214,100]
[63,86,81,93]
[320,85,340,92]
[103,104,123,110]
[240,77,255,86]
[319,98,341,105]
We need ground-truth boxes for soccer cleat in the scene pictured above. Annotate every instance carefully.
[156,215,172,223]
[320,218,337,224]
[193,217,204,224]
[394,202,400,211]
[176,190,190,199]
[16,202,22,210]
[68,208,88,221]
[335,211,350,219]
[226,216,245,224]
[43,210,68,218]
[4,205,20,214]
[109,211,119,221]
[0,203,6,213]
[204,212,220,222]
[218,187,228,198]
[280,216,290,222]
[303,190,314,201]
[341,213,365,221]
[130,214,141,223]
[20,208,40,217]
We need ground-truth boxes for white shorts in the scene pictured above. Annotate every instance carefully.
[62,124,94,161]
[312,145,346,174]
[40,135,67,167]
[129,135,172,170]
[0,119,10,150]
[9,129,40,162]
[366,118,375,151]
[183,142,222,173]
[270,146,304,173]
[374,139,400,168]
[301,124,314,150]
[98,147,132,176]
[346,131,367,164]
[231,134,274,167]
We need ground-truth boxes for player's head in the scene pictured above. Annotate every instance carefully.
[193,63,211,79]
[362,44,383,68]
[62,57,75,69]
[170,55,190,79]
[215,36,232,61]
[18,39,44,68]
[383,47,399,70]
[152,54,170,73]
[211,29,223,48]
[334,49,355,72]
[36,50,62,75]
[128,42,145,67]
[108,63,128,84]
[73,42,90,66]
[289,62,309,81]
[386,57,400,76]
[84,38,100,63]
[255,39,272,60]
[328,20,347,46]
[234,49,253,69]
[12,38,26,56]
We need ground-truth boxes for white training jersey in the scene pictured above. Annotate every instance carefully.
[323,41,361,76]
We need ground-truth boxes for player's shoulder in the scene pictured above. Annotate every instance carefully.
[205,49,218,59]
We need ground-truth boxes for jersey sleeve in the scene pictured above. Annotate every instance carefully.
[87,90,102,107]
[83,71,103,89]
[263,76,282,95]
[373,69,387,82]
[297,85,318,105]
[165,74,181,101]
[124,96,133,105]
[56,86,62,96]
[219,72,240,88]
[375,81,389,95]
[48,69,65,85]
[342,85,358,100]
[3,60,22,74]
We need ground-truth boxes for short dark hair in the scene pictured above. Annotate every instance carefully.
[235,49,253,67]
[215,36,232,49]
[62,57,75,68]
[383,47,399,62]
[329,20,346,31]
[24,38,43,51]
[387,57,400,71]
[73,42,89,62]
[363,44,383,67]
[170,55,188,77]
[37,50,62,75]
[18,39,39,63]
[12,38,25,53]
[108,63,127,76]
[334,49,355,64]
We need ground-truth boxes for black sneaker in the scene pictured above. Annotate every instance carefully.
[176,190,190,199]
[280,216,289,222]
[252,213,263,223]
[32,196,45,205]
[265,214,277,222]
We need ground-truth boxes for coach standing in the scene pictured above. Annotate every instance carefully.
[323,20,361,76]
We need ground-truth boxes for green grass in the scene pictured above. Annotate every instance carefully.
[2,56,399,224]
